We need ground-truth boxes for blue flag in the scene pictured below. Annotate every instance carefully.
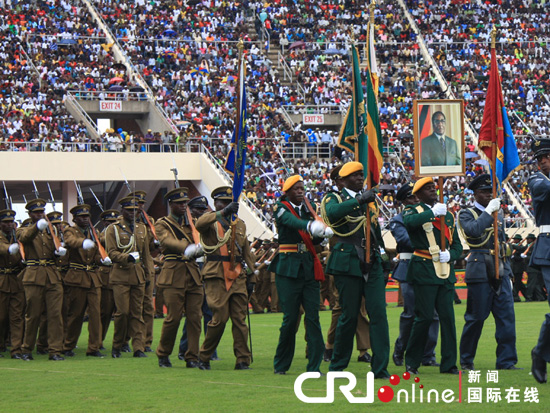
[224,57,247,204]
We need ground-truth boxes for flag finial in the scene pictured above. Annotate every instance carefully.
[369,1,375,25]
[491,26,497,49]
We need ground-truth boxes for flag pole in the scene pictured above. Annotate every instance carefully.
[490,26,500,280]
[229,39,245,272]
[364,0,376,265]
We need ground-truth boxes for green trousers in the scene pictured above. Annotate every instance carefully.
[329,261,389,378]
[274,273,324,373]
[405,283,457,372]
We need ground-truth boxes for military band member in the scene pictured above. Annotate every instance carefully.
[98,209,120,348]
[0,209,24,359]
[403,177,462,375]
[129,190,157,352]
[17,198,68,361]
[269,175,327,374]
[323,161,390,379]
[105,196,154,358]
[457,174,519,370]
[196,186,256,370]
[528,138,550,384]
[155,188,204,368]
[390,182,440,367]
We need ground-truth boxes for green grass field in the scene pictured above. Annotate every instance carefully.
[1,302,548,412]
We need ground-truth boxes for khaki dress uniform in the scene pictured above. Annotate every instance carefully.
[62,206,103,354]
[0,210,24,357]
[155,207,204,363]
[17,199,65,358]
[196,201,256,367]
[98,209,119,346]
[105,198,154,354]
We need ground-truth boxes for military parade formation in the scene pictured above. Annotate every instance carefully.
[0,143,550,386]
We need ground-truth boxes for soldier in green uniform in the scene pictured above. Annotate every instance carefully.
[195,186,257,370]
[17,198,67,361]
[0,209,24,358]
[62,204,105,357]
[105,196,154,358]
[403,177,462,375]
[322,161,390,379]
[98,209,119,349]
[269,175,328,374]
[155,187,204,368]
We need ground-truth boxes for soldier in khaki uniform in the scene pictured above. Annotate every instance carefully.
[196,186,257,370]
[155,188,204,368]
[0,209,25,358]
[62,204,105,357]
[17,198,67,361]
[129,190,158,352]
[98,209,119,349]
[105,196,154,358]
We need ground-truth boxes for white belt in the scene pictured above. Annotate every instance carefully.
[399,253,413,260]
[539,225,550,233]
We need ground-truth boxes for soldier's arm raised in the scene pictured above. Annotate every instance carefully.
[155,220,190,253]
[63,227,83,249]
[16,224,39,244]
[195,211,218,233]
[457,209,493,239]
[141,228,155,279]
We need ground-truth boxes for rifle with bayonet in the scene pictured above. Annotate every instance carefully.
[3,181,25,260]
[170,157,200,244]
[74,181,108,260]
[33,181,62,251]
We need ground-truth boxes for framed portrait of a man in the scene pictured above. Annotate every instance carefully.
[413,100,465,177]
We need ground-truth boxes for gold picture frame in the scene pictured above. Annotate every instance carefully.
[413,99,466,177]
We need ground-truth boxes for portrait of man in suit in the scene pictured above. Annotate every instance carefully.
[421,111,461,167]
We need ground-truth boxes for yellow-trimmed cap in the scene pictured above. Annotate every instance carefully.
[412,177,434,194]
[0,209,16,222]
[26,198,47,212]
[100,209,120,221]
[128,190,147,203]
[47,211,63,223]
[165,187,189,203]
[339,161,363,178]
[118,196,140,209]
[211,186,233,201]
[69,204,91,216]
[282,175,303,192]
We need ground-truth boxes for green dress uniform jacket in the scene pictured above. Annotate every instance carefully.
[403,202,463,372]
[0,231,24,355]
[154,215,204,361]
[62,225,103,353]
[322,188,390,378]
[195,211,256,365]
[268,199,324,373]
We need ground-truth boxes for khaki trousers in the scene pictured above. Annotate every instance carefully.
[63,286,101,353]
[112,284,145,352]
[0,290,25,355]
[22,282,64,355]
[100,287,115,345]
[199,277,250,364]
[142,280,155,347]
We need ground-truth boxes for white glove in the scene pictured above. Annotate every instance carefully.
[324,227,334,238]
[439,250,451,263]
[55,246,67,257]
[521,253,527,259]
[184,243,199,259]
[431,203,447,217]
[129,251,140,263]
[101,256,112,266]
[485,198,501,215]
[254,262,260,267]
[82,239,95,250]
[308,220,325,238]
[8,243,19,255]
[265,260,271,265]
[254,270,260,276]
[37,219,48,231]
[154,239,160,247]
[195,243,204,257]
